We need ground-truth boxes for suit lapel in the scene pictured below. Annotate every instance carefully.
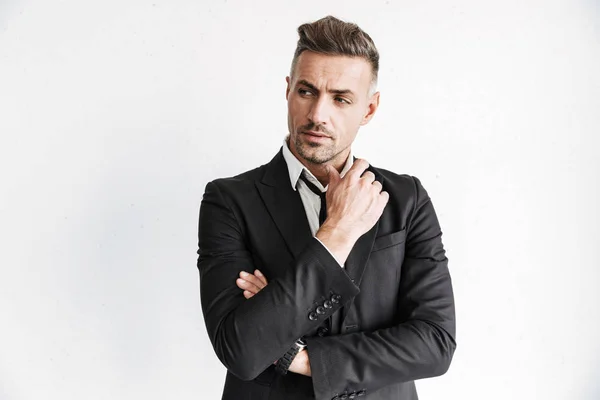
[256,149,313,260]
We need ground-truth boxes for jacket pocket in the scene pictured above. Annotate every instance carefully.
[372,229,406,252]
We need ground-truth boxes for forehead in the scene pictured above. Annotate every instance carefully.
[293,51,372,92]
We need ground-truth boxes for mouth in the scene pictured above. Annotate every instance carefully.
[301,131,332,145]
[303,131,331,138]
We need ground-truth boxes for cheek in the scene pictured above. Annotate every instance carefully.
[288,102,304,133]
[336,109,362,135]
[288,99,303,119]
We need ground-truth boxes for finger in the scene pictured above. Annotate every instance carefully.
[240,271,266,290]
[243,290,253,299]
[236,278,262,294]
[379,190,390,204]
[325,165,341,186]
[345,158,370,181]
[361,171,376,184]
[371,180,383,192]
[254,269,268,286]
[236,278,246,290]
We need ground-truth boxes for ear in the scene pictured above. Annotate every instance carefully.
[286,76,291,100]
[360,91,380,126]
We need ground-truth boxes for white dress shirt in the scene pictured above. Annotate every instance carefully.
[281,139,354,266]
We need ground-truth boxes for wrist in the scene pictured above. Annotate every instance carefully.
[302,349,311,376]
[296,349,311,376]
[319,220,360,241]
[316,223,358,264]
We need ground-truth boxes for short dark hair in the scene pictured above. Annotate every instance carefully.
[290,15,380,91]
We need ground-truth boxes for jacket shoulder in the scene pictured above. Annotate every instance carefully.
[201,159,275,211]
[372,165,432,209]
[373,166,418,192]
[210,163,266,188]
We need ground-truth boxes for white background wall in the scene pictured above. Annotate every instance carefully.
[1,0,599,399]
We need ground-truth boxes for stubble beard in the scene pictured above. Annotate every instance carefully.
[293,133,337,165]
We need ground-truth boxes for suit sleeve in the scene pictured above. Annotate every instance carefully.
[305,176,456,400]
[197,180,360,381]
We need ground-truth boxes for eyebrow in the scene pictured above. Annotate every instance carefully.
[297,79,355,96]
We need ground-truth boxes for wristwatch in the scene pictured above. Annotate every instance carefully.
[274,337,307,375]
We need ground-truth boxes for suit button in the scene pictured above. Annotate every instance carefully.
[308,312,318,321]
[357,389,366,396]
[331,294,341,304]
[323,300,332,309]
[316,306,325,315]
[317,327,329,337]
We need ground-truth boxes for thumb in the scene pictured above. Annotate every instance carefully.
[326,165,341,186]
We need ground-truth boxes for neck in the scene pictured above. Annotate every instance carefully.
[305,158,346,187]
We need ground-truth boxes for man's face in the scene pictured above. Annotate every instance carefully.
[286,51,379,166]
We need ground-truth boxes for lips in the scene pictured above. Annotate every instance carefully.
[304,131,330,138]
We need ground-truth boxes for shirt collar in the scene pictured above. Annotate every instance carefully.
[281,138,354,191]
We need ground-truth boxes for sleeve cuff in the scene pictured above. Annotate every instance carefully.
[314,236,344,267]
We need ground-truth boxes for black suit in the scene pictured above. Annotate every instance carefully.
[197,149,456,400]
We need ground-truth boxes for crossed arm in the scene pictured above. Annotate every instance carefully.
[236,269,312,376]
[198,172,456,400]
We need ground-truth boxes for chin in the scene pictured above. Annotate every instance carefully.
[300,148,334,165]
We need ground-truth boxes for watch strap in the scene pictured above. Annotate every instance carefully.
[274,338,306,375]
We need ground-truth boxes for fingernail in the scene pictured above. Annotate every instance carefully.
[255,269,263,276]
[240,271,248,277]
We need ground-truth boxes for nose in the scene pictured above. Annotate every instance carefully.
[307,96,330,126]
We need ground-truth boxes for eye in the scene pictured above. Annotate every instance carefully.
[334,97,350,105]
[298,88,313,96]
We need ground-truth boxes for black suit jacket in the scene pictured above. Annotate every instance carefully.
[197,149,456,400]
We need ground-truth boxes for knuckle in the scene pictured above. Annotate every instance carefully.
[353,159,369,171]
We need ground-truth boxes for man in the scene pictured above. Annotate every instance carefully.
[197,15,456,400]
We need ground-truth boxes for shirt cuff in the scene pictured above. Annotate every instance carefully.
[314,237,344,267]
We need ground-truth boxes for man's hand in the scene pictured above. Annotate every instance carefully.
[236,270,312,376]
[288,348,311,376]
[236,269,267,299]
[316,158,389,264]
